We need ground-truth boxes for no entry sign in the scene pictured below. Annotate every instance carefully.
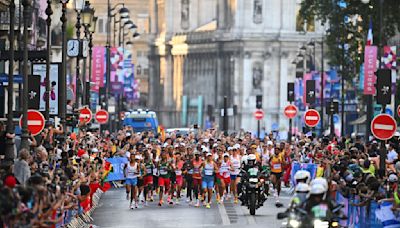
[95,109,109,124]
[371,114,397,141]
[254,109,264,120]
[19,109,45,136]
[79,107,92,123]
[304,109,320,128]
[284,104,298,119]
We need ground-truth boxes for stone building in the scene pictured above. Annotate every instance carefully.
[149,0,326,134]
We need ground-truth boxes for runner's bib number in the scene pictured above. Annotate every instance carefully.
[273,164,281,170]
[175,170,182,176]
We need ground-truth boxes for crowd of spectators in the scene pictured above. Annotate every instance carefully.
[1,118,400,227]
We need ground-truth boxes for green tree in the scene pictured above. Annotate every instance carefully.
[300,0,400,78]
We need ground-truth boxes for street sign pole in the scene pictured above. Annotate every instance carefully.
[379,103,387,177]
[257,119,260,139]
[288,109,292,143]
[287,82,295,143]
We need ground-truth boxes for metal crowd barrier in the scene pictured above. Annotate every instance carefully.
[55,188,104,228]
[335,192,383,228]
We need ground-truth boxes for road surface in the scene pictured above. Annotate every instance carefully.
[92,188,291,228]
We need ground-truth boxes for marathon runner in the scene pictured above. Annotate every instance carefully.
[269,144,285,207]
[201,152,219,209]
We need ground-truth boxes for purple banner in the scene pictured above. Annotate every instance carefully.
[363,46,377,95]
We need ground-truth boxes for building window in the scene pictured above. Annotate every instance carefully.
[98,18,105,33]
[253,0,263,24]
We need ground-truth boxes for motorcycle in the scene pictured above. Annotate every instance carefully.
[277,204,344,228]
[238,167,269,215]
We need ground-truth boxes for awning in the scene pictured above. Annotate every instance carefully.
[349,115,366,125]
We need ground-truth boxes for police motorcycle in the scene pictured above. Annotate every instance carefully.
[238,154,269,215]
[277,178,345,228]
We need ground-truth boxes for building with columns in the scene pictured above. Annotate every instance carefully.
[149,0,326,135]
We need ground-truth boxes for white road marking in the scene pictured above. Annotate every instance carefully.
[217,203,230,225]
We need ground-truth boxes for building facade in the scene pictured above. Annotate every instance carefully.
[149,0,326,135]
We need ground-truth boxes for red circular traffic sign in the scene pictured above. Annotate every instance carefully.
[79,107,92,123]
[284,104,298,119]
[371,114,397,141]
[95,109,109,124]
[254,109,264,120]
[304,109,320,128]
[19,109,45,136]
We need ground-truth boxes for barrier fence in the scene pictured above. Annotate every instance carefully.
[335,192,384,228]
[54,188,104,228]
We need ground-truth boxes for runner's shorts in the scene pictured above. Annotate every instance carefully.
[202,175,214,189]
[144,175,153,185]
[175,175,183,186]
[125,178,138,186]
[271,171,283,179]
[230,175,238,181]
[158,177,171,189]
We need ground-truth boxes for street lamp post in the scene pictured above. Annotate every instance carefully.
[81,1,94,106]
[59,0,69,137]
[5,0,16,160]
[308,37,325,136]
[20,0,32,150]
[87,16,97,108]
[105,2,129,131]
[74,0,84,108]
[44,0,53,120]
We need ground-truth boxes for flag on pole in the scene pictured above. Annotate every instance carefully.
[366,19,373,46]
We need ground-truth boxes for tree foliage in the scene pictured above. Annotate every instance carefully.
[300,0,400,78]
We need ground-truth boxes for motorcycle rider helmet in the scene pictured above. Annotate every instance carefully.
[247,154,257,167]
[310,177,328,193]
[309,183,325,195]
[295,183,310,193]
[294,170,311,184]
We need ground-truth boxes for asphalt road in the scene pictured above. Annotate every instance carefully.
[92,187,291,228]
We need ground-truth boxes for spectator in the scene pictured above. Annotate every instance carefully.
[13,148,31,185]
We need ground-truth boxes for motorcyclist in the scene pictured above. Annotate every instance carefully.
[290,183,310,207]
[300,178,343,225]
[294,170,311,185]
[238,153,267,206]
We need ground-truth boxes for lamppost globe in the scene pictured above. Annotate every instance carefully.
[81,2,95,26]
[121,16,130,24]
[361,0,370,4]
[130,24,138,34]
[119,7,129,18]
[89,16,98,33]
[126,40,133,49]
[133,32,140,39]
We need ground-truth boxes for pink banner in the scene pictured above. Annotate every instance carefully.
[363,46,377,95]
[91,46,105,92]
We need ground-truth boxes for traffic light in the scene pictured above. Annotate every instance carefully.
[305,80,316,105]
[287,82,295,102]
[207,105,213,117]
[326,100,339,115]
[256,95,262,109]
[99,87,106,109]
[376,69,391,105]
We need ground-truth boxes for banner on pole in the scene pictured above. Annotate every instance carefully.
[363,45,377,95]
[91,46,105,92]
